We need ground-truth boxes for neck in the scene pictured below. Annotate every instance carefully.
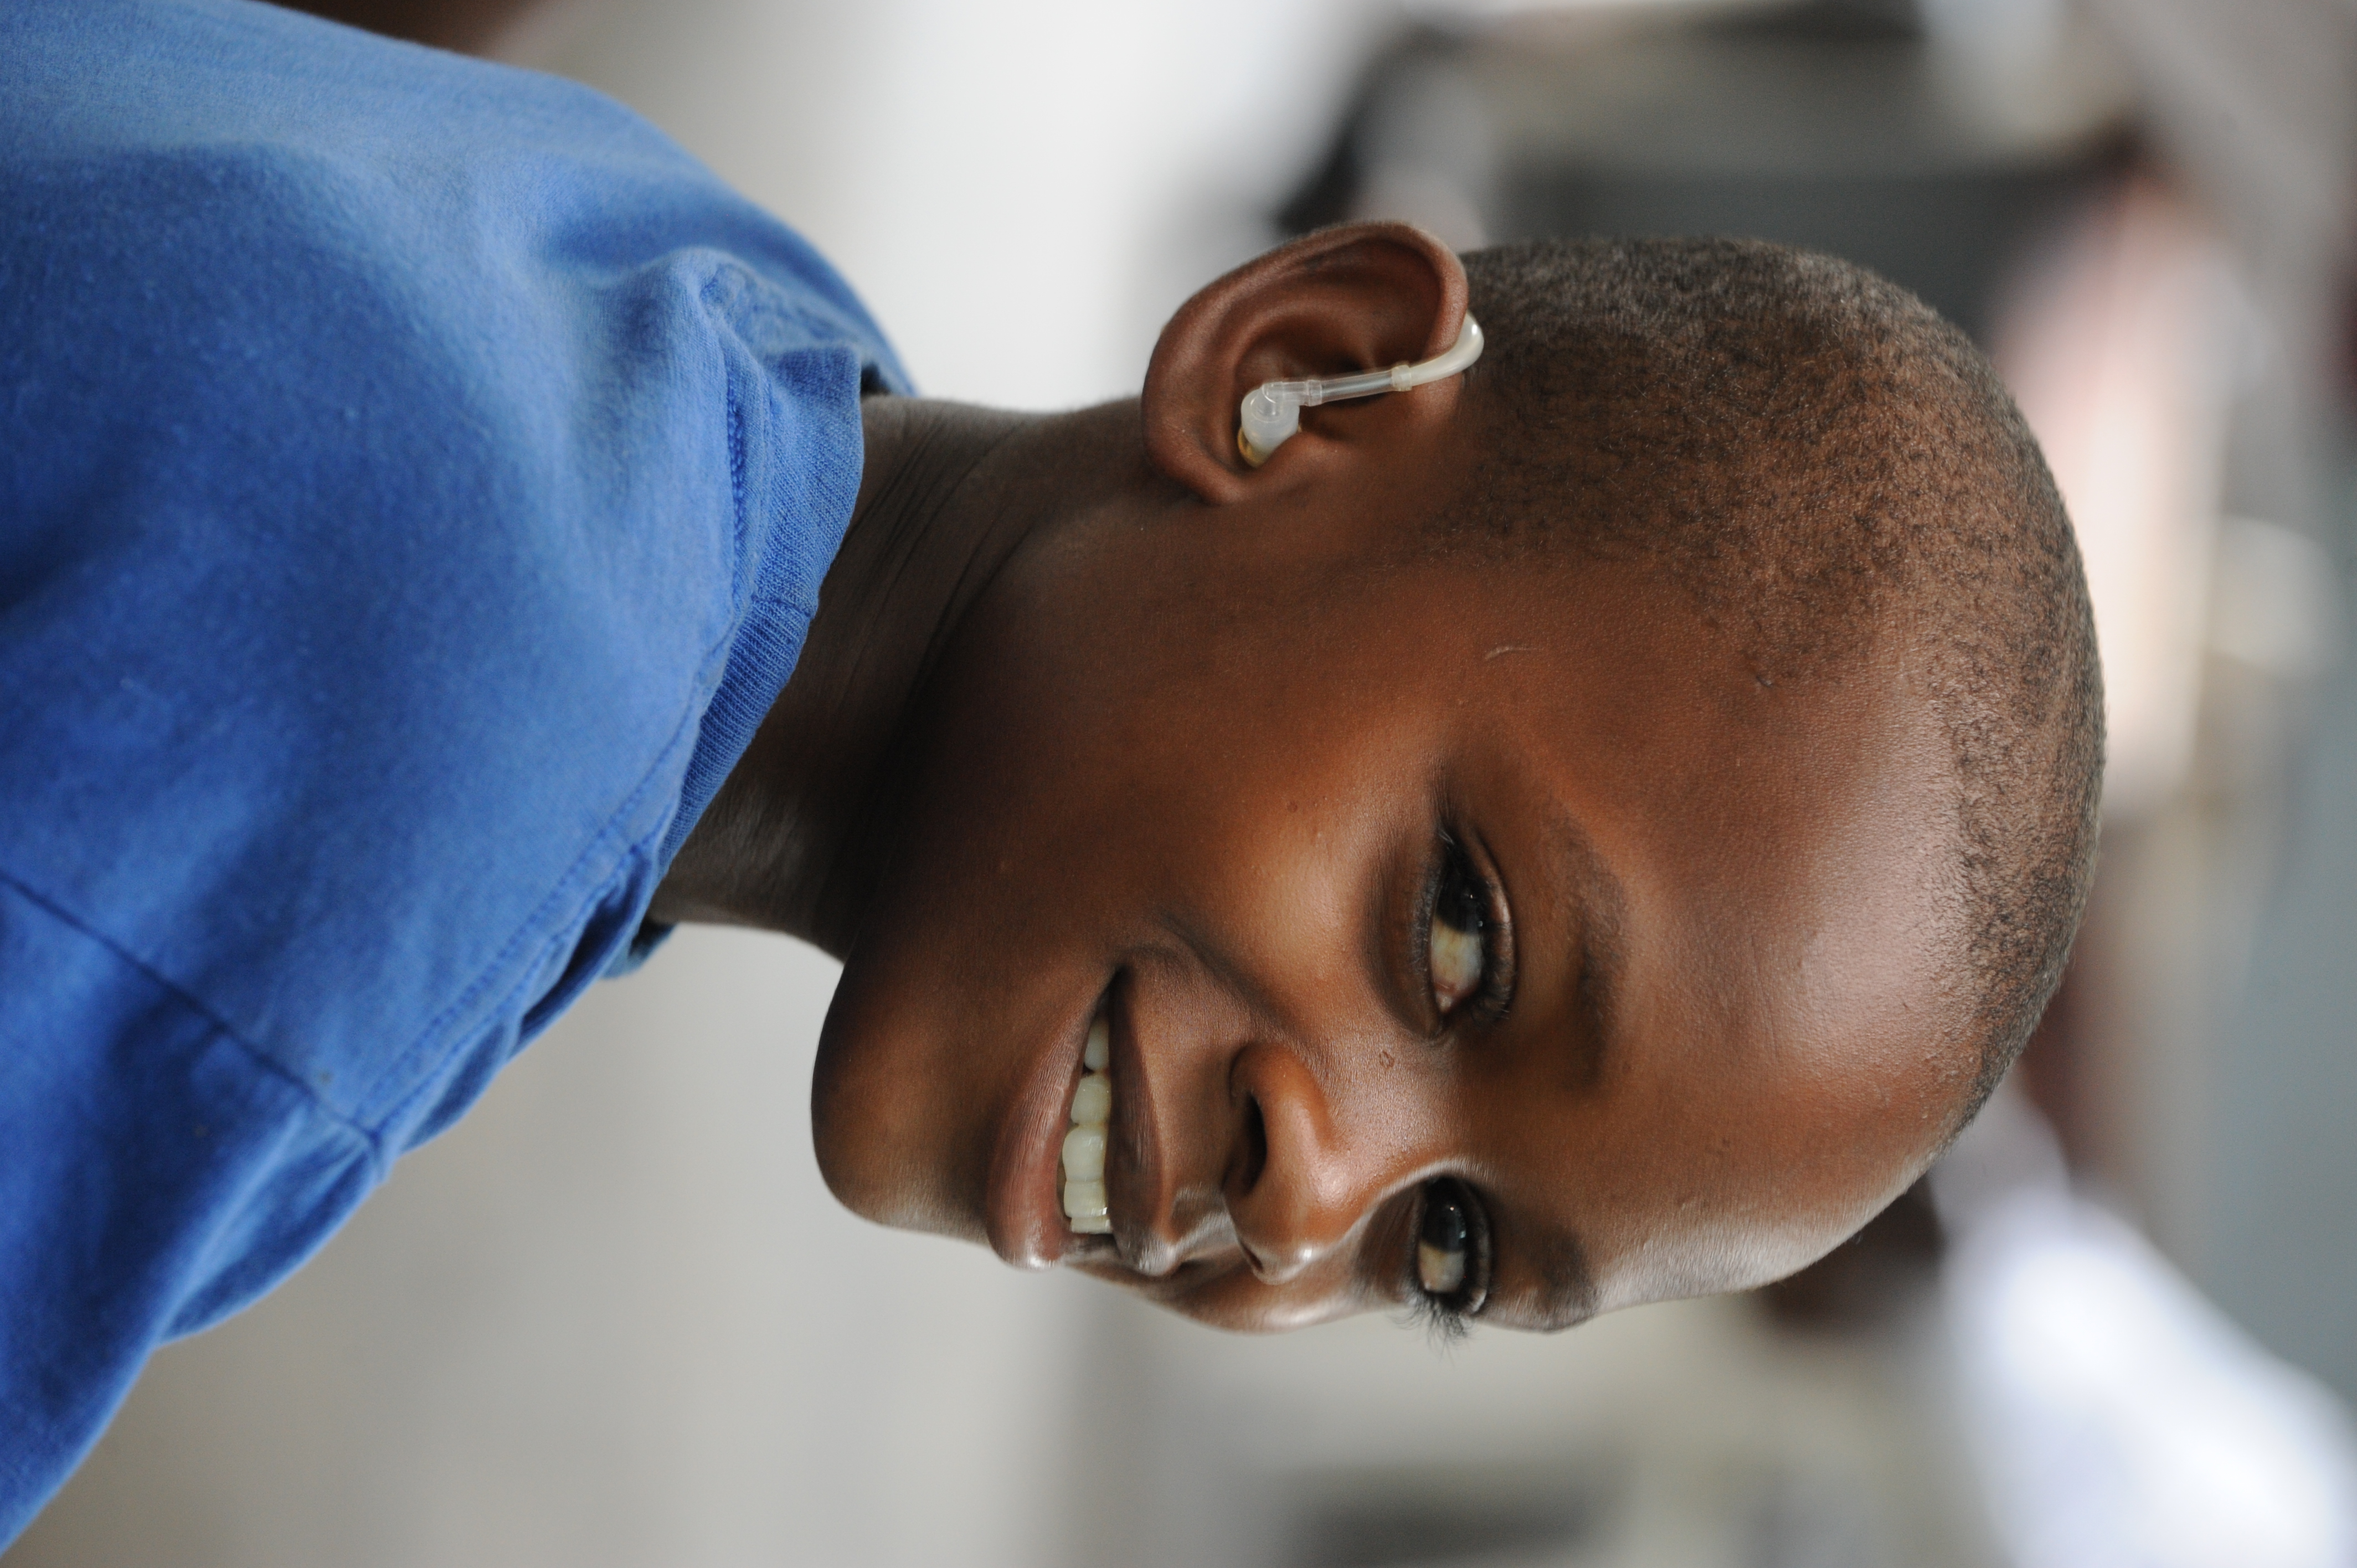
[647,394,1142,955]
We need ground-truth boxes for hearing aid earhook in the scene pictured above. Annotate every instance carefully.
[1236,314,1484,467]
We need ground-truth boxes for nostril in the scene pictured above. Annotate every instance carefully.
[1237,1092,1269,1195]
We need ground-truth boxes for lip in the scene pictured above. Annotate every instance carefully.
[983,976,1128,1271]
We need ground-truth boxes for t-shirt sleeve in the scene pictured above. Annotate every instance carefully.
[0,874,381,1545]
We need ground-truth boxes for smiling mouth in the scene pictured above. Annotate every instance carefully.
[1059,1012,1114,1234]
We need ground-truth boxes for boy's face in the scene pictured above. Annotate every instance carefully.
[811,447,1963,1333]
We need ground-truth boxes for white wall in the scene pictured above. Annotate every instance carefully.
[522,0,1389,405]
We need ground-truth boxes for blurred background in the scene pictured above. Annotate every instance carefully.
[11,0,2356,1564]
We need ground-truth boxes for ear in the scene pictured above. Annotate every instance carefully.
[1142,221,1471,506]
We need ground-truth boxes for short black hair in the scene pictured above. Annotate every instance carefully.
[1455,235,2102,1127]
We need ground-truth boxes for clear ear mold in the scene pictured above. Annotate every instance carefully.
[1236,313,1484,467]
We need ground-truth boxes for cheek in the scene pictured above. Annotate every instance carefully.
[807,631,1139,1232]
[882,587,1407,971]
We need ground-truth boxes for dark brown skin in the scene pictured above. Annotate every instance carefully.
[652,223,1970,1334]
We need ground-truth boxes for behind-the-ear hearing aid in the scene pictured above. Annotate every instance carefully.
[1236,313,1484,467]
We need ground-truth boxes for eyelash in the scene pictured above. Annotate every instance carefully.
[1404,1285,1473,1348]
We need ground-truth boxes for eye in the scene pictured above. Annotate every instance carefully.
[1427,843,1489,1016]
[1417,1182,1469,1294]
[1411,1177,1490,1327]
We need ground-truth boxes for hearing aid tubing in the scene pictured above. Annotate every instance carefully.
[1236,314,1484,467]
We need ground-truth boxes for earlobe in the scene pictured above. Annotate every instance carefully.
[1141,221,1472,506]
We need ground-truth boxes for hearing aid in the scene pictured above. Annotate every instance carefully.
[1236,314,1484,467]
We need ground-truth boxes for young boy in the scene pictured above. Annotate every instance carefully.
[0,0,2100,1541]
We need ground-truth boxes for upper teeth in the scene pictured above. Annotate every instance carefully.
[1061,1015,1114,1234]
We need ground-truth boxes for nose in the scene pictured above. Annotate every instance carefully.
[1223,1042,1379,1283]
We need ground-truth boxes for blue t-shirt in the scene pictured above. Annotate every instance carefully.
[0,0,908,1539]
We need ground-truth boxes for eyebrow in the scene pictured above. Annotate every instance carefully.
[1525,1224,1601,1333]
[1547,804,1629,1092]
[1505,807,1627,1332]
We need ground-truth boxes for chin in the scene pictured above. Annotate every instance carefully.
[807,992,970,1242]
